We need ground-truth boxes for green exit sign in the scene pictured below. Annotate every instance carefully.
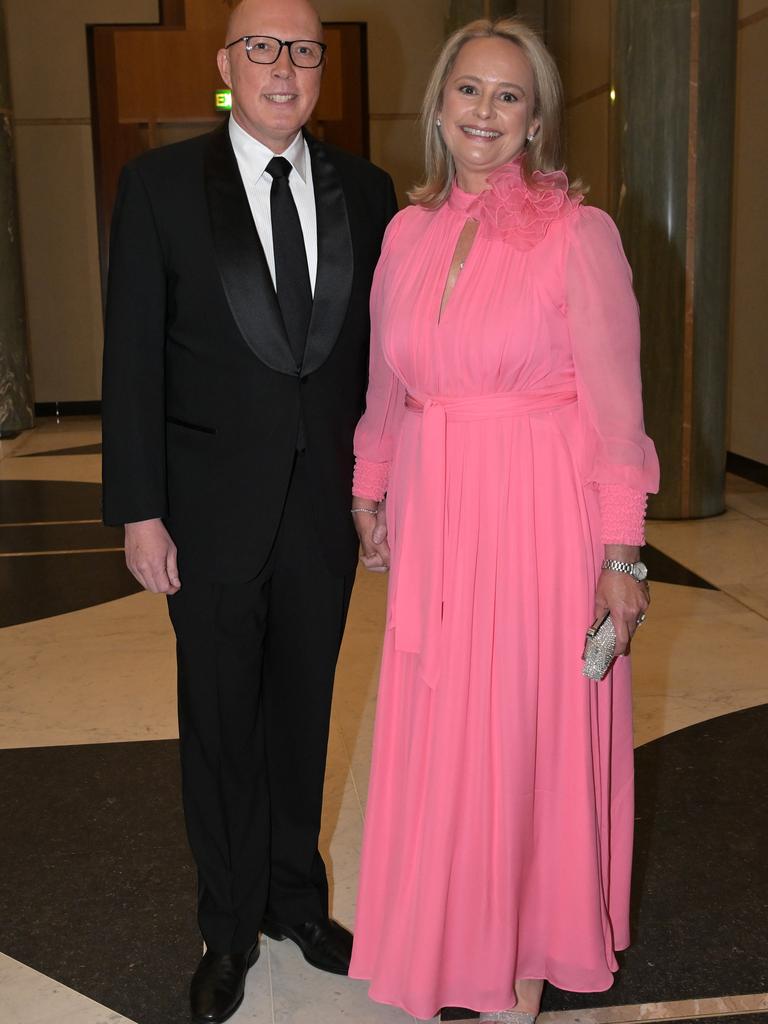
[215,89,233,111]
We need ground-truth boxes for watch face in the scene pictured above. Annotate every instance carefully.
[632,561,648,582]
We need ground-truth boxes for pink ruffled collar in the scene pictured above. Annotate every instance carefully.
[448,158,582,250]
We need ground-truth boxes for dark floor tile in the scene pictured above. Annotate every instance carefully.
[542,704,768,1010]
[0,741,197,1024]
[0,480,103,524]
[0,522,123,554]
[0,550,141,627]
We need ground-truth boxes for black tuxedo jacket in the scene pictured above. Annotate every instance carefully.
[102,123,397,582]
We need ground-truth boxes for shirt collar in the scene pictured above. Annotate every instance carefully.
[228,115,309,185]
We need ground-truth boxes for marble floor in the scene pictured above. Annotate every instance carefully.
[0,417,766,1024]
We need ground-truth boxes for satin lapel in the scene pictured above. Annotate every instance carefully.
[301,134,354,378]
[203,124,297,376]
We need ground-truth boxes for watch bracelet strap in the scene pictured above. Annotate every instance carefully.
[602,559,635,575]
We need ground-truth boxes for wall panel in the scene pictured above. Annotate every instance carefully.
[565,92,609,208]
[729,9,768,463]
[567,0,610,98]
[14,125,105,402]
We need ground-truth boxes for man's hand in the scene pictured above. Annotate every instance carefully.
[352,500,390,573]
[124,518,181,594]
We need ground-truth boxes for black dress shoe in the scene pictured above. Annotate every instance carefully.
[261,916,353,975]
[190,941,260,1023]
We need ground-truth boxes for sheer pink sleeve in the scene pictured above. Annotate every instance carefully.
[566,206,660,545]
[352,215,408,501]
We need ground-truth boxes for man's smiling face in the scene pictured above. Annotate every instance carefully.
[217,0,324,153]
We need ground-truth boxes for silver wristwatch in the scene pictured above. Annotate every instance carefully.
[601,558,648,582]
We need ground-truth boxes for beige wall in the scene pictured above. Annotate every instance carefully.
[5,0,445,405]
[728,2,768,464]
[5,0,160,405]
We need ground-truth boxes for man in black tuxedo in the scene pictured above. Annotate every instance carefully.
[101,0,396,1019]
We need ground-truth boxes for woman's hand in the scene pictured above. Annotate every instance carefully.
[352,499,391,572]
[594,569,650,657]
[595,543,650,656]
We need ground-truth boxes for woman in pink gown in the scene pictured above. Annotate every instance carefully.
[348,17,660,1023]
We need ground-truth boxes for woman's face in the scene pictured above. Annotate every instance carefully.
[438,36,539,192]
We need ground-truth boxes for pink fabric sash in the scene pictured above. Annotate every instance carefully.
[393,385,578,690]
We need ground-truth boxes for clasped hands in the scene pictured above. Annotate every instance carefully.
[352,500,390,573]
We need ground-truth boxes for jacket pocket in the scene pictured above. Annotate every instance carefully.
[166,415,216,435]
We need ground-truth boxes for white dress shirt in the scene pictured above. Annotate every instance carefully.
[228,115,318,295]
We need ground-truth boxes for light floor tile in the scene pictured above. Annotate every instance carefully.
[0,418,101,482]
[645,511,768,620]
[0,953,136,1024]
[15,416,99,441]
[0,592,177,749]
[0,417,100,459]
[631,582,768,746]
[324,726,353,793]
[320,742,364,916]
[323,811,364,926]
[228,947,275,1023]
[332,568,387,811]
[0,431,31,461]
[0,453,102,484]
[268,936,415,1024]
[726,473,768,522]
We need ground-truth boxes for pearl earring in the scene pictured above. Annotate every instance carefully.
[436,118,442,127]
[526,134,535,142]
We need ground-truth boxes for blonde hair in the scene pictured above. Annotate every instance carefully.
[410,17,583,208]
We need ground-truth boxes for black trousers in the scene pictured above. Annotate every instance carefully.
[168,454,355,952]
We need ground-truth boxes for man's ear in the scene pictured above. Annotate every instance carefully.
[217,48,232,88]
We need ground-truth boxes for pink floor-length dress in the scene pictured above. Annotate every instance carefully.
[349,160,660,1020]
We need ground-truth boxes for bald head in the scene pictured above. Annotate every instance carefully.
[225,0,323,46]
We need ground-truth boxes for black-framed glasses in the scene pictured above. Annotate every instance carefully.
[225,36,326,69]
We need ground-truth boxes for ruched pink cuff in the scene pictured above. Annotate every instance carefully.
[599,483,647,546]
[352,458,389,502]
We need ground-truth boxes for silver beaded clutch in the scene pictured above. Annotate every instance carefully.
[582,610,616,681]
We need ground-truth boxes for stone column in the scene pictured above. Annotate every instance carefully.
[613,0,737,518]
[0,0,33,438]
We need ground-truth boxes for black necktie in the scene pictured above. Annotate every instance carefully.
[267,156,312,369]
